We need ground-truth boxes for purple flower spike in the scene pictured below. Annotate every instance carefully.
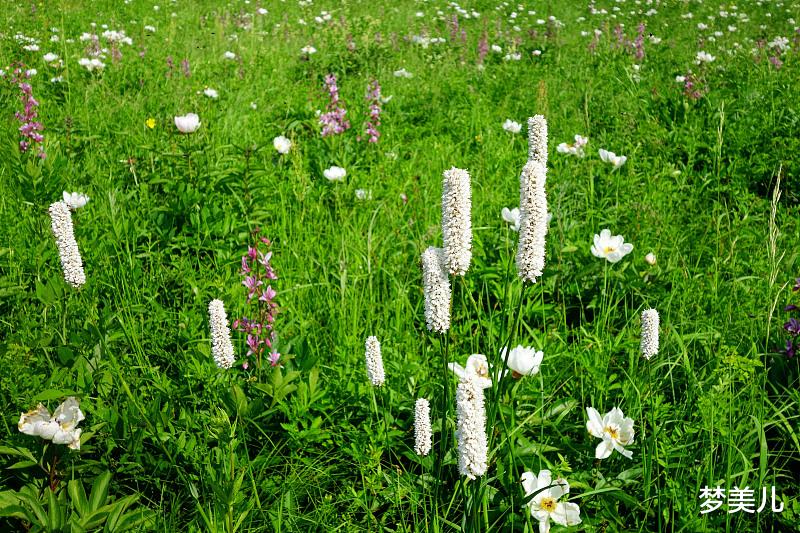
[785,339,796,358]
[784,318,800,336]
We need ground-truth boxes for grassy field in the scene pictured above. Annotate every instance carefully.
[1,0,799,531]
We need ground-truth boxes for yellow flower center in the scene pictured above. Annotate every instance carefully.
[603,246,615,254]
[540,497,557,513]
[604,425,619,440]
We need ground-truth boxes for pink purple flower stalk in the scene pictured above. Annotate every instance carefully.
[233,230,280,368]
[361,79,382,143]
[319,74,351,137]
[181,58,191,77]
[633,22,646,61]
[783,278,800,358]
[9,65,45,158]
[477,32,488,64]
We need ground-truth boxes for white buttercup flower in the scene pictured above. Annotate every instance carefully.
[449,354,495,389]
[501,207,520,231]
[586,406,635,459]
[323,166,346,181]
[591,229,634,263]
[501,345,543,377]
[18,397,85,450]
[502,119,522,134]
[273,135,292,154]
[62,191,90,209]
[521,470,581,532]
[174,113,201,133]
[598,148,627,169]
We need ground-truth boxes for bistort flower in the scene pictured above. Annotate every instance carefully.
[455,375,488,479]
[527,115,548,165]
[208,299,235,369]
[640,308,660,359]
[521,470,581,533]
[591,229,633,263]
[586,406,635,459]
[421,246,451,333]
[365,335,385,386]
[414,398,432,456]
[49,201,86,287]
[516,161,548,283]
[441,167,472,276]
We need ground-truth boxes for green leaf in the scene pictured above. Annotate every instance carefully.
[68,480,88,517]
[88,471,112,512]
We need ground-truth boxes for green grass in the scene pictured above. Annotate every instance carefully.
[1,0,799,531]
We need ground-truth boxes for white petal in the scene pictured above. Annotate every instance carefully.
[447,362,466,380]
[613,441,633,459]
[537,518,551,533]
[549,477,569,500]
[596,439,614,459]
[537,470,552,491]
[586,407,604,438]
[521,471,538,495]
[552,502,582,526]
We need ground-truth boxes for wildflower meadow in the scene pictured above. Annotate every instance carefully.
[2,0,800,531]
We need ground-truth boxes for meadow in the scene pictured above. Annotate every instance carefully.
[1,0,799,531]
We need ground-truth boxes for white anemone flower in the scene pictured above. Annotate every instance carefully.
[501,207,520,231]
[174,113,201,133]
[521,470,582,533]
[323,166,346,181]
[500,345,543,377]
[598,148,626,169]
[301,45,317,55]
[695,51,716,63]
[223,51,236,60]
[273,135,292,154]
[586,407,635,459]
[18,397,84,450]
[393,68,413,78]
[591,229,634,263]
[502,119,522,134]
[62,191,90,209]
[203,87,219,99]
[449,354,497,389]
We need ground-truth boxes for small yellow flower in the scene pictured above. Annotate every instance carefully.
[145,118,156,129]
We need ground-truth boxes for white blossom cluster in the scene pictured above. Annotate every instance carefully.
[421,247,451,333]
[365,335,385,386]
[208,299,235,369]
[516,160,548,283]
[441,167,472,276]
[455,375,488,480]
[640,308,660,359]
[414,398,432,456]
[49,201,86,287]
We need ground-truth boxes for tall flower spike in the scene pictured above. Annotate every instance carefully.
[641,308,660,359]
[421,247,452,333]
[365,336,385,386]
[516,160,548,283]
[527,115,548,165]
[49,201,86,288]
[414,398,432,456]
[455,375,488,479]
[441,167,472,276]
[208,299,235,369]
